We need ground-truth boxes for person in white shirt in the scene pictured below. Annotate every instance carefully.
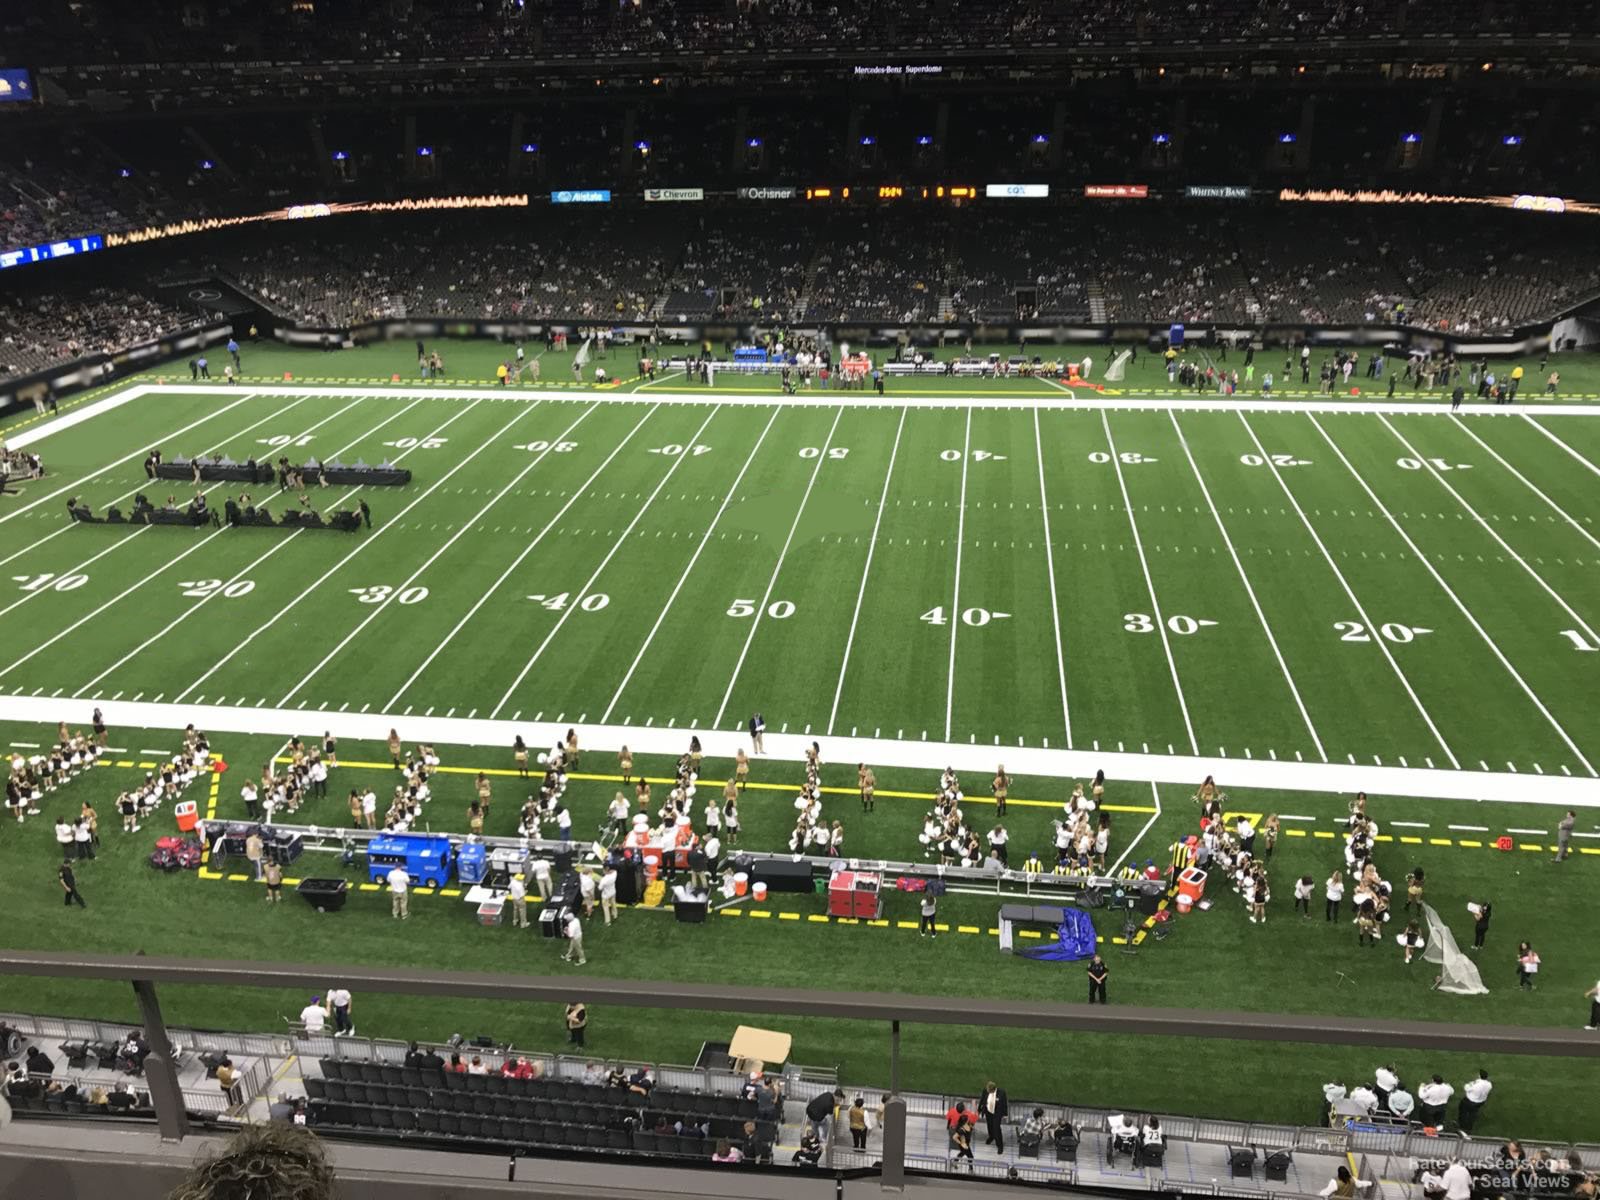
[563,912,586,965]
[598,866,618,925]
[1436,1160,1472,1200]
[1457,1070,1491,1132]
[1416,1076,1454,1125]
[327,987,354,1037]
[387,865,410,919]
[54,819,74,853]
[1322,1081,1348,1106]
[1325,870,1346,922]
[1348,1084,1378,1113]
[240,782,259,819]
[1374,1065,1398,1097]
[1319,1166,1373,1197]
[578,869,596,916]
[556,805,572,842]
[1107,1113,1137,1155]
[299,998,328,1035]
[1140,1116,1163,1146]
[507,874,529,928]
[1235,816,1256,853]
[361,789,377,829]
[1387,1086,1414,1119]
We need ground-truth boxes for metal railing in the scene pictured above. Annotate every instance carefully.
[2,948,1598,1194]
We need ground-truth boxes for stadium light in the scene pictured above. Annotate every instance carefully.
[1278,133,1297,144]
[860,136,876,146]
[1402,133,1421,144]
[1503,135,1523,146]
[118,168,131,178]
[746,137,762,148]
[199,160,214,170]
[330,151,348,162]
[1152,133,1170,145]
[634,140,650,153]
[1032,134,1049,144]
[916,135,932,146]
[416,146,432,157]
[521,143,539,153]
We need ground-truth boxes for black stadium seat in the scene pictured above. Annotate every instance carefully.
[437,1114,461,1137]
[304,1078,326,1100]
[393,1109,417,1132]
[417,1111,441,1133]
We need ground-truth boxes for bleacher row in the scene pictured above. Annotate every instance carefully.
[306,1059,776,1160]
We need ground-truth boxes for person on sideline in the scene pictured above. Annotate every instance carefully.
[565,1001,587,1046]
[387,864,410,919]
[1087,955,1108,1003]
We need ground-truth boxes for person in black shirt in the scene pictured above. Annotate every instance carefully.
[24,1046,53,1076]
[59,860,85,907]
[359,499,371,528]
[1087,955,1108,1003]
[805,1087,844,1140]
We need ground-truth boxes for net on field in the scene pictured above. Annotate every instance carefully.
[1422,903,1488,995]
[1104,349,1132,381]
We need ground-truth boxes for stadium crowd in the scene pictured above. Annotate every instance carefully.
[0,286,204,377]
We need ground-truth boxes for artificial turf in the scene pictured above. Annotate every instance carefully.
[0,723,1595,1141]
[1,339,1597,1142]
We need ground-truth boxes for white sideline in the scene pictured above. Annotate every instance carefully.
[48,381,1600,417]
[10,695,1599,808]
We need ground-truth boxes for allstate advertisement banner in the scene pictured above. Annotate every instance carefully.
[550,190,612,204]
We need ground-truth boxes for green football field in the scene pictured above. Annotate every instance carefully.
[1,340,1598,1141]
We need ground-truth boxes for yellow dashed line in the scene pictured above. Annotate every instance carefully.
[1459,840,1482,848]
[746,909,771,919]
[1520,844,1543,852]
[1399,836,1422,844]
[227,873,249,882]
[895,921,918,930]
[440,888,461,897]
[957,925,980,934]
[1429,838,1452,846]
[806,914,830,923]
[720,908,743,917]
[867,919,888,927]
[778,912,800,921]
[1313,831,1336,839]
[1285,829,1307,837]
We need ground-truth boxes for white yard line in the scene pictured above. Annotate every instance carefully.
[1518,414,1600,477]
[495,405,726,721]
[388,404,660,713]
[0,396,375,681]
[0,394,316,571]
[1379,413,1600,646]
[1309,413,1595,776]
[601,406,782,724]
[1240,413,1461,769]
[636,370,687,390]
[1032,409,1073,749]
[68,398,431,699]
[1108,781,1163,875]
[943,407,973,743]
[1447,415,1600,555]
[1101,410,1199,756]
[1169,411,1326,762]
[171,398,502,705]
[827,406,909,737]
[279,404,602,706]
[23,696,1600,807]
[0,390,264,524]
[711,406,845,731]
[105,380,1600,416]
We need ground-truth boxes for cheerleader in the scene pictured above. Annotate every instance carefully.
[118,791,139,833]
[788,820,809,853]
[81,800,99,847]
[564,728,580,767]
[5,776,22,822]
[467,801,485,836]
[859,764,875,812]
[723,793,740,845]
[1092,768,1106,805]
[420,743,441,768]
[1404,868,1425,913]
[1193,774,1217,807]
[940,766,957,793]
[1261,814,1280,859]
[475,772,492,818]
[1398,921,1426,964]
[323,731,337,769]
[991,765,1009,817]
[806,740,822,773]
[687,735,702,777]
[829,820,845,856]
[920,813,942,858]
[635,778,651,811]
[1094,815,1110,872]
[733,748,749,792]
[388,729,403,768]
[519,800,544,840]
[705,791,724,835]
[514,735,530,778]
[1249,868,1270,924]
[1356,902,1380,947]
[617,744,632,785]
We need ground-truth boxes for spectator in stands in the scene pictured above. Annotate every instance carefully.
[23,1045,53,1076]
[167,1123,338,1200]
[1319,1165,1374,1197]
[711,1139,744,1163]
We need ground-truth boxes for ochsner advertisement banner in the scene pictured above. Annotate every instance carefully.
[644,188,705,202]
